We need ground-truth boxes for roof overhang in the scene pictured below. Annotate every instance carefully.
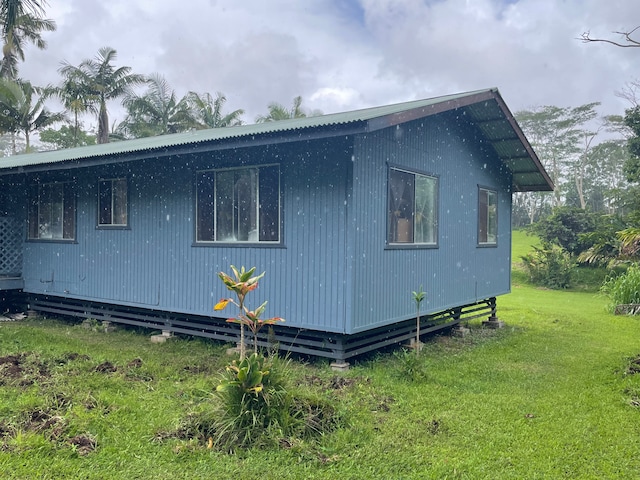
[0,88,553,192]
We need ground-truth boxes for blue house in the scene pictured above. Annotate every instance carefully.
[0,88,552,360]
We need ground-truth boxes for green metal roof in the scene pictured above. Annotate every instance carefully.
[0,88,553,191]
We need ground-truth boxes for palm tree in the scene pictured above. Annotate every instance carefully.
[55,66,97,148]
[0,0,47,25]
[255,95,308,123]
[118,73,195,138]
[59,47,145,144]
[0,78,65,153]
[0,1,55,78]
[187,91,244,129]
[619,228,640,259]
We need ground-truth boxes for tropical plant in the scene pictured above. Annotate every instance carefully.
[55,65,97,147]
[0,0,55,79]
[0,0,46,29]
[412,285,425,355]
[187,91,244,129]
[118,73,196,138]
[0,78,65,153]
[601,263,640,312]
[211,266,328,451]
[214,265,284,359]
[520,243,576,289]
[619,227,640,259]
[58,47,145,144]
[255,95,320,123]
[577,215,628,266]
[213,353,297,451]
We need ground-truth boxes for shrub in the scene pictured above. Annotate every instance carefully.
[600,263,640,312]
[534,207,596,256]
[211,353,339,451]
[212,353,294,450]
[211,266,338,451]
[520,243,576,289]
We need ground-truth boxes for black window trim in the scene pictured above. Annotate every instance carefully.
[193,163,284,247]
[385,163,439,250]
[26,180,77,243]
[96,177,130,230]
[477,184,498,248]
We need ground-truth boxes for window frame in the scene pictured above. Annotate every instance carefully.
[477,186,498,247]
[27,181,76,242]
[97,177,129,229]
[194,164,282,246]
[386,165,439,249]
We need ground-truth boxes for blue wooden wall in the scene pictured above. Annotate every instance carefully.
[347,112,512,333]
[20,140,353,333]
[17,110,513,335]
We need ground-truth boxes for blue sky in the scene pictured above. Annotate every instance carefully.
[19,0,640,128]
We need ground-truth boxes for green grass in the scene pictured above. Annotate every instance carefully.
[1,236,640,478]
[511,228,541,261]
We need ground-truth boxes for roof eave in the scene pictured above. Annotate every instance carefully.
[366,89,499,132]
[491,93,554,192]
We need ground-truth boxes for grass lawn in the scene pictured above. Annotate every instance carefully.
[1,233,640,479]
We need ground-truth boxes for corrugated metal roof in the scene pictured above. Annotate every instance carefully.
[0,88,553,191]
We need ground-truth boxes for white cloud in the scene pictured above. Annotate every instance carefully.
[14,0,640,130]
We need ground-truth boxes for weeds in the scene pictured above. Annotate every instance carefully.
[393,348,428,382]
[601,263,640,312]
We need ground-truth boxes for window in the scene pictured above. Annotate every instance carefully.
[388,167,438,245]
[478,187,497,245]
[196,165,280,243]
[98,178,128,227]
[28,182,75,241]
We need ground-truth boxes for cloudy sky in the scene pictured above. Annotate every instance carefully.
[18,0,640,128]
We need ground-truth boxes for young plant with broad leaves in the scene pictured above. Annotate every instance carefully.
[412,285,425,355]
[214,265,284,359]
[211,266,324,452]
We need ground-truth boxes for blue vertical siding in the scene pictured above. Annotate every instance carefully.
[20,141,352,334]
[348,113,512,333]
[17,112,514,336]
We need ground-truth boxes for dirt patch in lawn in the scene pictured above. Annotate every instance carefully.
[0,353,50,386]
[94,361,117,373]
[300,374,364,390]
[626,355,640,374]
[68,434,97,456]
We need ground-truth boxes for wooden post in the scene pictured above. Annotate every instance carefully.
[482,297,504,328]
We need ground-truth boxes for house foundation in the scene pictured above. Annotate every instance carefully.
[20,294,500,360]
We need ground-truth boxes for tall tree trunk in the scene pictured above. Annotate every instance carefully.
[73,110,78,147]
[98,102,109,144]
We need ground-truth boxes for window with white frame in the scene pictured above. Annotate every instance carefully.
[98,178,128,227]
[478,187,497,245]
[196,165,280,243]
[28,181,75,240]
[387,167,438,245]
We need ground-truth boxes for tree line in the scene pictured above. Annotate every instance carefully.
[0,3,638,233]
[0,1,315,153]
[515,26,640,293]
